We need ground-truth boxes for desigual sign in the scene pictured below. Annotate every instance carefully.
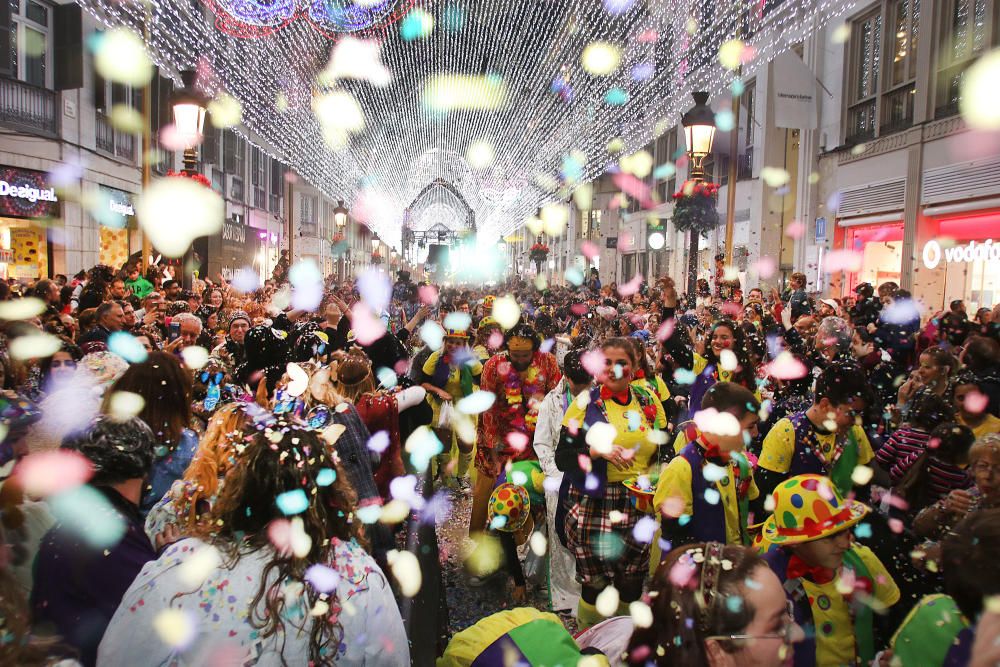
[0,181,57,203]
[0,167,60,219]
[922,239,1000,269]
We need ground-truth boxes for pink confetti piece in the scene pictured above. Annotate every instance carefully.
[16,450,93,497]
[755,256,777,279]
[656,319,676,341]
[618,273,644,297]
[350,304,387,345]
[823,249,863,273]
[784,220,805,239]
[418,284,439,306]
[962,389,989,415]
[612,173,655,210]
[581,349,607,376]
[581,241,600,259]
[506,432,529,453]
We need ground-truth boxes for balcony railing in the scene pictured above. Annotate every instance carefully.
[846,99,877,145]
[0,76,57,137]
[96,112,136,161]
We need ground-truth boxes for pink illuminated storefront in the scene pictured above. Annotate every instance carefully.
[837,206,1000,311]
[919,208,1000,312]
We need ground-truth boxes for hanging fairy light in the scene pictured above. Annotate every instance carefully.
[78,0,858,247]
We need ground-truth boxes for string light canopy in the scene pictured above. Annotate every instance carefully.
[78,0,858,248]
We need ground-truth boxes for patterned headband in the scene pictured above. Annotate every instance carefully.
[692,541,729,633]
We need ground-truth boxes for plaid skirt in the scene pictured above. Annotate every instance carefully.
[564,484,650,588]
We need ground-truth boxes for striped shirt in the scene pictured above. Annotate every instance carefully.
[890,453,973,502]
[876,427,931,471]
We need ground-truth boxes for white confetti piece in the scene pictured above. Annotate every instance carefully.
[595,585,620,617]
[153,609,197,649]
[388,549,422,597]
[456,390,496,415]
[178,544,221,588]
[180,345,209,370]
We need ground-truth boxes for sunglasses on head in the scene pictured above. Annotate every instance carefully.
[199,371,224,385]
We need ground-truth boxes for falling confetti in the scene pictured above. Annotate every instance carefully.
[153,609,197,649]
[16,450,92,497]
[93,28,153,86]
[582,42,622,76]
[136,177,224,258]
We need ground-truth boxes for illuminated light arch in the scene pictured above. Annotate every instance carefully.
[203,0,417,40]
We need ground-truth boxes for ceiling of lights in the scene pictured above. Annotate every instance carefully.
[76,0,859,248]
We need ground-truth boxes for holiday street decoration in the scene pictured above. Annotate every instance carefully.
[671,180,720,237]
[167,169,213,190]
[529,242,549,273]
[371,251,384,265]
[81,0,855,247]
[202,0,417,39]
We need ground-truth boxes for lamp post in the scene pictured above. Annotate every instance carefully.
[680,91,717,298]
[171,69,209,289]
[334,200,349,229]
[172,70,208,176]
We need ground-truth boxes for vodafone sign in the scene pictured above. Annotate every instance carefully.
[922,239,1000,269]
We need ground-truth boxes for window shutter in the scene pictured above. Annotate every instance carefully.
[0,0,11,77]
[54,4,83,90]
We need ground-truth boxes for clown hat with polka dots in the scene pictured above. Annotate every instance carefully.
[487,482,531,532]
[760,474,869,545]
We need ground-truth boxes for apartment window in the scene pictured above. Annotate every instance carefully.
[847,9,883,143]
[234,136,245,177]
[881,0,919,132]
[300,194,317,224]
[230,176,243,202]
[9,0,51,88]
[935,0,994,117]
[739,80,756,180]
[223,130,237,173]
[269,157,283,214]
[654,129,678,202]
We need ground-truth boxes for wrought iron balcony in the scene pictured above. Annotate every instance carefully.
[0,75,57,137]
[96,112,136,161]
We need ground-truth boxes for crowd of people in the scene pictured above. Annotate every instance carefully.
[0,258,999,666]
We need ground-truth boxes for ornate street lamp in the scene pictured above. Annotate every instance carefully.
[333,199,349,228]
[171,70,208,175]
[680,91,717,297]
[681,92,717,182]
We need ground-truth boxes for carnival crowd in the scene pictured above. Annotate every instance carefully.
[0,258,999,667]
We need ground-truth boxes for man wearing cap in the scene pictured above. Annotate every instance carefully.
[817,298,840,320]
[32,417,171,667]
[471,323,561,535]
[423,325,483,489]
[757,474,899,667]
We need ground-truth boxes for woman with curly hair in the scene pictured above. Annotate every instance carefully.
[98,424,409,665]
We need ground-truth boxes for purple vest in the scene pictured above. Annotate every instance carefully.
[677,443,729,543]
[786,411,832,478]
[762,547,817,667]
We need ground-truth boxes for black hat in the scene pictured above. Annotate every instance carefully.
[854,282,874,298]
[237,325,291,391]
[61,416,156,486]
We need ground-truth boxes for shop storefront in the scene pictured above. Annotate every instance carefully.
[836,216,904,293]
[919,208,1000,312]
[91,185,137,270]
[0,166,58,281]
[207,216,263,282]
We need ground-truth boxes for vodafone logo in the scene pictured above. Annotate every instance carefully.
[923,239,1000,269]
[922,239,942,269]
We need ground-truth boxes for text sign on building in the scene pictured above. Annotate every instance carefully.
[96,186,136,229]
[922,239,1000,269]
[0,167,59,219]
